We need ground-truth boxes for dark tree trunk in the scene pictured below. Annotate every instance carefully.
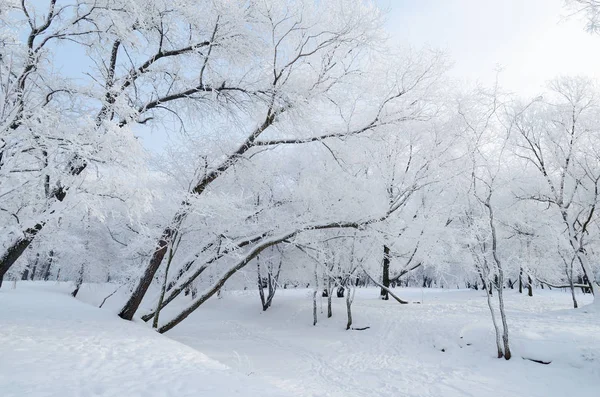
[327,277,332,318]
[153,244,176,329]
[528,275,533,297]
[42,250,54,281]
[30,254,39,281]
[380,245,390,300]
[123,114,277,321]
[346,288,353,330]
[0,224,44,287]
[519,268,523,294]
[71,264,84,297]
[118,221,181,320]
[21,266,29,281]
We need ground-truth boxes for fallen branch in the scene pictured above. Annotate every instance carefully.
[522,357,551,365]
[351,326,370,331]
[99,285,122,308]
[361,267,409,304]
[537,279,590,289]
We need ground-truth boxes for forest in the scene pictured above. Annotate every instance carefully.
[1,1,599,396]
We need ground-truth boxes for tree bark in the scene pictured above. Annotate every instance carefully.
[0,224,44,287]
[123,113,278,320]
[486,196,511,360]
[363,267,409,304]
[313,261,318,326]
[380,245,390,300]
[71,264,84,298]
[346,287,353,330]
[153,244,175,329]
[118,218,183,320]
[327,276,333,318]
[518,267,523,294]
[42,250,54,281]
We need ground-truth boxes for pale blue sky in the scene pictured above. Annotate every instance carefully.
[44,0,598,151]
[133,0,600,151]
[378,0,600,96]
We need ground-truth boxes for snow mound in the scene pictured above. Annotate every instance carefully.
[0,282,284,397]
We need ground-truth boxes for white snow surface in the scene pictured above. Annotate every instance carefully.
[2,282,600,397]
[0,282,285,397]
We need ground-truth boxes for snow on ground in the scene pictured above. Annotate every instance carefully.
[2,282,599,397]
[165,287,600,397]
[0,282,285,397]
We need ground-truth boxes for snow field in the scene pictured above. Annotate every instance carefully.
[1,282,599,397]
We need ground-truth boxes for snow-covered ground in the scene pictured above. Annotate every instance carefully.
[2,282,599,397]
[0,282,285,397]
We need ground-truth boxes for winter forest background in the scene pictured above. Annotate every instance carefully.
[1,1,600,396]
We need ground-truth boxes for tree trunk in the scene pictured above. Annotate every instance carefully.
[257,255,267,310]
[346,287,353,330]
[566,258,578,309]
[153,245,175,329]
[21,266,29,281]
[486,284,503,359]
[157,232,296,333]
[313,262,318,326]
[380,245,390,300]
[71,264,84,298]
[518,267,523,294]
[119,220,182,320]
[42,250,54,281]
[527,275,533,297]
[327,277,332,318]
[30,254,39,281]
[486,196,510,360]
[496,274,511,360]
[0,224,43,287]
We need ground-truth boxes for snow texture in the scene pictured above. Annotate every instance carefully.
[0,283,285,397]
[2,282,599,397]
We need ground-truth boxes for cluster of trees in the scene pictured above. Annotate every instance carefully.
[1,0,599,359]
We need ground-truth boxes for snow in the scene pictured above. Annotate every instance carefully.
[0,282,285,397]
[166,288,600,397]
[2,282,599,397]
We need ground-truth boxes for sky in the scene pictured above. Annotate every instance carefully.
[377,0,600,96]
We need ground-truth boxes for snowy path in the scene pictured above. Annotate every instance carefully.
[167,288,600,397]
[0,283,284,397]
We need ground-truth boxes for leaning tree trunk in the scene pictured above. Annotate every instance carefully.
[121,113,278,320]
[153,244,175,329]
[118,219,183,320]
[0,224,44,288]
[380,245,390,300]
